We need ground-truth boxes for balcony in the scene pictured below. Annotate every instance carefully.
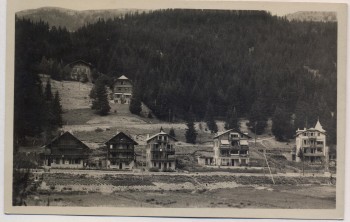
[108,157,134,162]
[150,156,176,162]
[109,149,134,153]
[303,152,325,157]
[308,135,317,139]
[151,148,175,153]
[220,153,249,158]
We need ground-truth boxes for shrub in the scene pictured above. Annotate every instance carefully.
[95,127,103,132]
[162,168,175,172]
[149,167,159,172]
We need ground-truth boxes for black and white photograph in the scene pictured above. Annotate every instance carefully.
[3,0,347,219]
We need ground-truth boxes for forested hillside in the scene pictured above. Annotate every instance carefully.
[14,9,337,144]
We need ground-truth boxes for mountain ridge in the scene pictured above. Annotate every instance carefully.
[16,7,150,31]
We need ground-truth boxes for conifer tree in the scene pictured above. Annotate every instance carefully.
[52,91,63,127]
[205,100,218,133]
[185,108,197,144]
[129,88,142,115]
[169,127,176,138]
[44,80,53,101]
[225,105,239,130]
[248,98,268,135]
[91,78,111,116]
[272,105,293,141]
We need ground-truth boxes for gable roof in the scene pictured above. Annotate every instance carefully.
[68,59,93,67]
[118,75,129,80]
[146,130,178,142]
[105,132,138,145]
[45,131,90,150]
[213,129,252,139]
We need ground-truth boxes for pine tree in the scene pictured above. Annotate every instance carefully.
[52,91,63,127]
[44,80,53,101]
[169,127,176,138]
[204,100,218,133]
[225,105,239,130]
[248,98,268,135]
[91,78,111,116]
[129,88,142,115]
[185,109,197,144]
[272,105,293,141]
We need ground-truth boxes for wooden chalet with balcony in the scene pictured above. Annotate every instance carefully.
[68,59,93,82]
[105,132,138,170]
[43,131,90,168]
[146,129,177,170]
[113,75,133,104]
[213,129,252,167]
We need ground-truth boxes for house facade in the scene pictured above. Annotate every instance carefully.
[146,129,176,170]
[43,132,90,168]
[213,129,251,167]
[113,75,133,104]
[294,120,328,163]
[68,60,92,82]
[105,132,138,170]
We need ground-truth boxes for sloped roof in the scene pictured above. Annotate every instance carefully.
[295,120,326,136]
[45,131,90,150]
[68,59,93,67]
[315,120,326,132]
[214,129,252,139]
[118,75,129,80]
[146,130,177,142]
[105,132,138,145]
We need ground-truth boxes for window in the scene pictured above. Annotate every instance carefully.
[55,158,60,164]
[303,140,307,145]
[303,133,306,136]
[169,162,172,168]
[318,133,320,136]
[154,162,157,167]
[75,159,80,164]
[110,144,113,149]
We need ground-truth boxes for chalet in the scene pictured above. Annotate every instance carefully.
[213,129,252,167]
[68,60,93,82]
[113,75,133,104]
[146,129,177,170]
[105,132,138,170]
[43,131,90,168]
[294,120,328,163]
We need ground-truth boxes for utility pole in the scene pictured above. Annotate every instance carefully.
[264,152,275,184]
[254,121,257,148]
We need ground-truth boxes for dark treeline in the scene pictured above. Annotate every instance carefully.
[14,9,337,144]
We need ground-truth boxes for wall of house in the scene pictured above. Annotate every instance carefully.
[107,160,135,170]
[44,158,85,168]
[70,64,91,81]
[150,161,175,170]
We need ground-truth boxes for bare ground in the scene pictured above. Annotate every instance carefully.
[28,185,335,208]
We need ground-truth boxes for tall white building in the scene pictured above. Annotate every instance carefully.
[294,120,328,163]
